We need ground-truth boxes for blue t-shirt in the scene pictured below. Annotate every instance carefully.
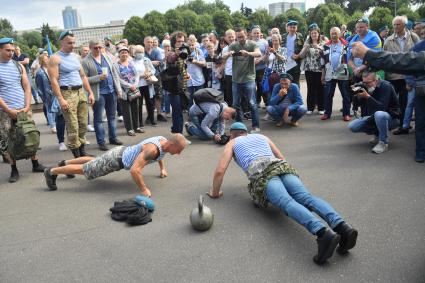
[187,49,205,87]
[93,55,115,95]
[286,34,296,58]
[255,39,269,71]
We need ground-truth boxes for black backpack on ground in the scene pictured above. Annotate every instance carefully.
[109,200,152,226]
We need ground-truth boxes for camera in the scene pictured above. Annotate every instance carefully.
[187,56,194,62]
[233,51,242,56]
[178,44,191,60]
[350,82,366,95]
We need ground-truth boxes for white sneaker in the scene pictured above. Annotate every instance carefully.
[369,136,379,144]
[318,111,325,115]
[262,113,271,121]
[250,127,261,134]
[51,127,57,134]
[306,111,313,115]
[87,124,95,132]
[372,141,388,154]
[59,142,67,151]
[118,116,124,122]
[85,140,91,145]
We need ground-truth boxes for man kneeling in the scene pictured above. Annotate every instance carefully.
[266,73,307,127]
[44,134,187,196]
[185,100,235,143]
[208,122,357,264]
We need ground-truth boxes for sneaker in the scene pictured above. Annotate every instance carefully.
[306,111,313,115]
[335,223,358,255]
[166,113,172,118]
[59,142,68,151]
[393,128,409,135]
[118,116,124,122]
[184,122,193,136]
[343,115,351,122]
[44,168,58,191]
[290,121,299,127]
[262,113,271,121]
[415,155,425,163]
[127,130,136,136]
[85,140,91,145]
[369,136,379,144]
[313,228,341,265]
[102,117,107,122]
[32,163,46,173]
[243,112,252,120]
[318,110,325,115]
[372,141,388,154]
[110,139,123,145]
[275,120,285,127]
[250,127,261,134]
[135,127,146,133]
[157,114,167,122]
[185,138,192,145]
[87,124,95,132]
[320,114,330,120]
[98,144,109,151]
[51,127,57,134]
[9,170,19,183]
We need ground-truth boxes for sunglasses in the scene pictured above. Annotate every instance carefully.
[93,46,102,50]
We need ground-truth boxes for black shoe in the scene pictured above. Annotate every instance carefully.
[32,163,46,173]
[184,122,193,136]
[157,114,167,122]
[109,139,123,145]
[313,229,341,265]
[335,223,358,255]
[415,155,425,163]
[9,170,19,183]
[44,168,57,191]
[79,144,94,157]
[71,148,80,158]
[58,160,75,179]
[98,144,109,151]
[393,128,409,135]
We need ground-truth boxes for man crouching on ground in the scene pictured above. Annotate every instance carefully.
[44,134,187,196]
[207,122,358,265]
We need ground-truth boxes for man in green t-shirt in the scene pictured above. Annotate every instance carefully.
[222,27,261,133]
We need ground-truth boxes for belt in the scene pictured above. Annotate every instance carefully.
[60,85,82,90]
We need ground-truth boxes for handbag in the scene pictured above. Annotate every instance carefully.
[145,74,158,85]
[127,88,141,101]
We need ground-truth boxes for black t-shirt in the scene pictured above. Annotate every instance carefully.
[13,53,30,73]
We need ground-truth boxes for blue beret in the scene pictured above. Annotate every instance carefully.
[308,23,319,30]
[357,17,370,25]
[287,20,298,26]
[378,26,389,33]
[59,30,74,41]
[230,122,248,132]
[280,73,293,81]
[0,37,14,45]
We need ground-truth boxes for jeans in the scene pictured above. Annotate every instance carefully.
[266,105,307,122]
[416,94,425,159]
[232,80,259,128]
[403,89,415,129]
[42,103,56,128]
[265,174,343,235]
[169,93,183,133]
[324,80,350,117]
[187,112,217,140]
[162,90,171,113]
[255,68,268,105]
[93,92,117,145]
[348,111,399,143]
[389,79,407,127]
[55,113,65,144]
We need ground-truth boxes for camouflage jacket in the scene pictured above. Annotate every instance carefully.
[281,32,305,59]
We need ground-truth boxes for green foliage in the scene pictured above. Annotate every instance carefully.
[240,3,253,17]
[270,14,288,32]
[164,9,184,33]
[41,23,58,47]
[248,8,272,32]
[417,5,425,19]
[322,12,346,37]
[176,0,230,14]
[231,11,249,30]
[212,10,232,36]
[347,11,365,33]
[123,16,148,44]
[285,8,307,35]
[396,7,420,21]
[143,11,167,39]
[0,18,17,39]
[20,31,42,48]
[180,10,201,36]
[369,7,393,33]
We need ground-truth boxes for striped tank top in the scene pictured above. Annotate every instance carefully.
[57,51,82,87]
[233,134,274,172]
[121,136,166,170]
[0,60,25,111]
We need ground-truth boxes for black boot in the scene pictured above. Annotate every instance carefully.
[79,144,93,157]
[71,148,80,158]
[313,228,341,265]
[32,159,46,173]
[334,222,358,255]
[44,167,58,191]
[58,160,75,179]
[9,165,19,183]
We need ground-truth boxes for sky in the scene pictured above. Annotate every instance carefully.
[0,0,323,31]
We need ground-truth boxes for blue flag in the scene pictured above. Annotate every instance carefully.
[45,35,53,56]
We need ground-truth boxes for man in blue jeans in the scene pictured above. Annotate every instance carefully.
[82,39,123,151]
[348,71,400,154]
[266,73,307,127]
[208,122,358,265]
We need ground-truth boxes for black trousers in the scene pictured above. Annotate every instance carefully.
[121,98,139,132]
[389,79,407,127]
[255,68,268,105]
[305,71,324,112]
[224,75,233,107]
[138,85,155,126]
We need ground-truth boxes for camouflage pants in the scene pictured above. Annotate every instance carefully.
[0,111,13,155]
[83,146,126,180]
[61,88,88,149]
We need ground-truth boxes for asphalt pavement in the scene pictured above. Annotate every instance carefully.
[1,82,424,283]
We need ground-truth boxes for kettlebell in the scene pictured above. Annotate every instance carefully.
[190,195,214,231]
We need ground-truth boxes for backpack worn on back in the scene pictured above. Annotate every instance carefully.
[8,112,40,160]
[193,88,224,105]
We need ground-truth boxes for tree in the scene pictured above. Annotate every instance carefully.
[143,11,166,38]
[123,16,150,44]
[248,8,272,32]
[285,8,307,35]
[198,14,214,36]
[180,10,201,36]
[240,3,253,17]
[416,4,425,19]
[322,12,346,37]
[396,6,420,22]
[346,11,365,33]
[270,14,288,32]
[231,11,249,30]
[164,9,184,33]
[41,23,58,47]
[0,18,16,38]
[369,7,393,33]
[212,10,232,36]
[21,31,42,48]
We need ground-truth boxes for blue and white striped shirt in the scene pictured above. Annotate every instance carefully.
[0,60,25,111]
[121,136,166,170]
[233,134,274,172]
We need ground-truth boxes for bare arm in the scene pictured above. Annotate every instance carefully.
[20,66,32,113]
[207,140,234,198]
[158,159,167,178]
[79,67,94,106]
[129,144,160,197]
[48,55,68,110]
[265,136,285,160]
